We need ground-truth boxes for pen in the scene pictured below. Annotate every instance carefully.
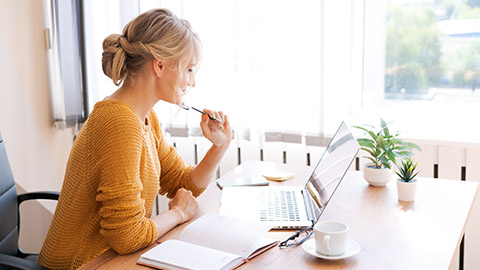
[178,104,223,123]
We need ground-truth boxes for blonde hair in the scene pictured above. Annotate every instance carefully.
[102,8,201,87]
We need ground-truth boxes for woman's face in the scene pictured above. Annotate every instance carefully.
[159,62,196,105]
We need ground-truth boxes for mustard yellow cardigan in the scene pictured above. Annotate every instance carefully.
[38,100,204,270]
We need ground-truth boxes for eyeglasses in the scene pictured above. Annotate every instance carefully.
[279,226,314,248]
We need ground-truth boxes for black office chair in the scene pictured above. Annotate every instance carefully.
[0,131,59,270]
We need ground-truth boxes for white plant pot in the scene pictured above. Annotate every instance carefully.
[397,179,417,202]
[363,164,392,186]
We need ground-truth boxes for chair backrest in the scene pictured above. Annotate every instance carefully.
[0,131,19,256]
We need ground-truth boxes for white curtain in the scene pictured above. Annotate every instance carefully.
[83,0,325,138]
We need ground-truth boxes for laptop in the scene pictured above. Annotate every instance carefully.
[219,122,360,229]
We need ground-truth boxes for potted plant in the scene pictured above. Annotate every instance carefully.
[354,118,421,186]
[395,158,420,201]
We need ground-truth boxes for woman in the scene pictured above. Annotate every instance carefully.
[39,8,231,269]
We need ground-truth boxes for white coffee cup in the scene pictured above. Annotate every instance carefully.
[314,221,349,256]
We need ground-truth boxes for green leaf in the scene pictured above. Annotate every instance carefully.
[361,147,376,157]
[395,158,420,181]
[392,138,405,145]
[366,157,377,164]
[382,161,391,169]
[397,151,415,157]
[383,135,394,140]
[393,146,412,151]
[353,124,375,130]
[405,142,422,152]
[367,130,377,140]
[355,118,421,172]
[377,135,385,148]
[386,150,397,163]
[353,126,370,133]
[381,119,391,137]
[378,156,390,168]
[357,138,375,148]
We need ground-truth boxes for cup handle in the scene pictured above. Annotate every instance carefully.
[323,235,331,250]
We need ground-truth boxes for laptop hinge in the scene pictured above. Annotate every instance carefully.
[301,188,314,225]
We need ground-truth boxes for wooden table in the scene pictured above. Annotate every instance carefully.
[80,161,478,269]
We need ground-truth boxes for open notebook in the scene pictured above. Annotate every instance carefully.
[137,213,278,270]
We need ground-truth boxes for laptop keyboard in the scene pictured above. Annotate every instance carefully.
[259,190,300,222]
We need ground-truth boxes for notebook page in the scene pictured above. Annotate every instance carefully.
[140,239,242,270]
[179,213,271,258]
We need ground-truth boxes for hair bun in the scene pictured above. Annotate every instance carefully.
[102,34,127,86]
[101,8,201,88]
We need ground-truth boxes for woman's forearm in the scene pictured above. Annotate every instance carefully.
[151,209,184,238]
[190,144,229,188]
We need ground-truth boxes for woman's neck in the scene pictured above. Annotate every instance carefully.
[110,77,158,123]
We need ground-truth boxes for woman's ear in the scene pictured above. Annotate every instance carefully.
[153,59,164,77]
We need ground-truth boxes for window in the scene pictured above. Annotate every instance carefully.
[44,0,85,128]
[83,0,140,117]
[83,0,480,141]
[328,0,480,141]
[83,0,323,135]
[152,0,324,134]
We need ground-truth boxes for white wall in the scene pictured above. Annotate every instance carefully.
[0,0,75,253]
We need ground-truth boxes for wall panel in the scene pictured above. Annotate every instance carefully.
[438,146,465,180]
[172,137,195,166]
[414,144,437,178]
[218,143,239,177]
[263,141,285,164]
[465,148,480,270]
[238,138,261,164]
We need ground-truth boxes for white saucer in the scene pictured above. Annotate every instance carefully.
[301,238,361,260]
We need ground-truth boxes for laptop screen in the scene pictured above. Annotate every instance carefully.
[303,122,360,224]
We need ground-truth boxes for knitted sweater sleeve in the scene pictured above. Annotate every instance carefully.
[149,111,205,198]
[93,112,159,254]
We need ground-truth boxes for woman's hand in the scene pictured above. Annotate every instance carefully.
[190,109,232,189]
[199,109,232,148]
[168,188,198,223]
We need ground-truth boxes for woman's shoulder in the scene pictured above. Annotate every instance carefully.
[91,99,135,115]
[87,100,143,134]
[146,110,164,138]
[90,99,137,119]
